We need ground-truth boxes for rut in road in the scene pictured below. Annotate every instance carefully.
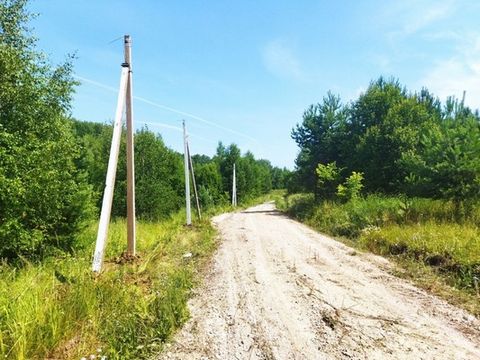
[159,203,480,360]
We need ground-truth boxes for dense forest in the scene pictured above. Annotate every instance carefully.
[73,119,291,223]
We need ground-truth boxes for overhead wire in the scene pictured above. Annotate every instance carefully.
[73,74,258,143]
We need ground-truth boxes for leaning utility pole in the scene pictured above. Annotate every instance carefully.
[187,142,202,220]
[92,35,136,273]
[124,35,136,257]
[232,163,237,207]
[183,120,192,225]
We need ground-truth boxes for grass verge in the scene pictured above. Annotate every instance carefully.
[0,212,217,359]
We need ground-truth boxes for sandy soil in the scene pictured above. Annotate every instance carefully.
[158,203,480,360]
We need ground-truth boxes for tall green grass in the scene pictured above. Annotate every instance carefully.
[0,212,217,359]
[359,223,480,290]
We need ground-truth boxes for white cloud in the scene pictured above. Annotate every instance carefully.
[402,0,455,35]
[418,32,480,110]
[262,39,304,81]
[382,0,457,42]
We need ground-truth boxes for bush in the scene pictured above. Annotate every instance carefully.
[315,162,340,199]
[337,171,364,201]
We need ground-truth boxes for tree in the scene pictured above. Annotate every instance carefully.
[337,172,364,201]
[271,167,291,189]
[194,161,225,207]
[348,77,409,192]
[401,99,480,206]
[0,0,93,259]
[131,129,184,219]
[353,95,437,193]
[291,92,349,193]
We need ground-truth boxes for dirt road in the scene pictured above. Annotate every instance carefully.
[160,203,480,359]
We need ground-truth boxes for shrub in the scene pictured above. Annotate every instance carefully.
[337,171,364,201]
[315,162,341,199]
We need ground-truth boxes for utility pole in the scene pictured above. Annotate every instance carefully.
[92,35,136,273]
[187,142,202,220]
[183,120,192,225]
[92,65,129,273]
[232,163,237,207]
[124,35,136,256]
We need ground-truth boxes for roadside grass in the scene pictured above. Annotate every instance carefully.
[359,223,480,293]
[0,212,217,359]
[277,193,480,316]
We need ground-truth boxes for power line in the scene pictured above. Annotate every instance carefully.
[73,74,258,142]
[140,121,214,143]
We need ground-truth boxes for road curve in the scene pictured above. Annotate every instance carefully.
[159,203,480,360]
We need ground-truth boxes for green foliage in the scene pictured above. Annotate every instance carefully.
[400,105,480,205]
[290,77,480,204]
[271,166,292,189]
[129,128,184,220]
[0,213,217,359]
[282,193,478,238]
[291,92,349,192]
[359,223,480,291]
[0,0,94,259]
[315,162,340,199]
[337,171,364,201]
[213,142,277,203]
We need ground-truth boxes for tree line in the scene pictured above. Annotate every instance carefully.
[74,120,290,220]
[290,77,480,207]
[0,0,290,260]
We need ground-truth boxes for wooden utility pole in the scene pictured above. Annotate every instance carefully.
[92,66,129,272]
[187,142,201,219]
[183,120,192,225]
[124,35,136,256]
[232,163,237,207]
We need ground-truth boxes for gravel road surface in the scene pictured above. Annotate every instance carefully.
[159,203,480,360]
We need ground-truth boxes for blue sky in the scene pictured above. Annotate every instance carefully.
[29,0,480,168]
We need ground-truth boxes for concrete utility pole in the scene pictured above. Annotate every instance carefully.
[92,66,129,273]
[183,120,192,225]
[92,35,137,273]
[124,35,136,256]
[232,163,237,207]
[187,142,202,220]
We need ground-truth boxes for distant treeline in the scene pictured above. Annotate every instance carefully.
[289,77,480,206]
[0,0,290,260]
[73,119,291,220]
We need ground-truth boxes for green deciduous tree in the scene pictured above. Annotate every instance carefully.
[0,0,93,259]
[315,162,340,200]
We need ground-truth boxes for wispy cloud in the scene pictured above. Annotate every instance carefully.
[372,0,459,77]
[383,0,457,38]
[262,39,304,81]
[418,32,480,110]
[402,0,455,36]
